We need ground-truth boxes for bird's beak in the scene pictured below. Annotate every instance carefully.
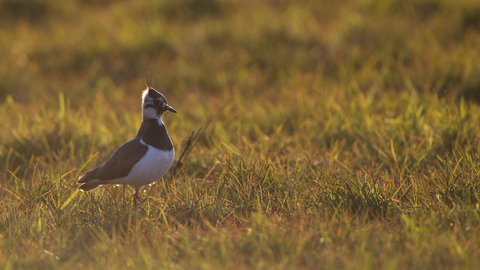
[166,105,177,113]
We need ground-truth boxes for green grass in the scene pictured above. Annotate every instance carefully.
[2,0,480,269]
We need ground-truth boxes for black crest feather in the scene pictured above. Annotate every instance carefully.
[146,74,153,89]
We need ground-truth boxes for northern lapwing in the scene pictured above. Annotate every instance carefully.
[77,86,176,206]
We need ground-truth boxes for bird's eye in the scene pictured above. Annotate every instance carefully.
[154,100,159,105]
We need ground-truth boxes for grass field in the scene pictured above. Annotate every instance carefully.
[2,0,480,269]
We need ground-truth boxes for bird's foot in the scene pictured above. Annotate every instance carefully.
[134,191,142,207]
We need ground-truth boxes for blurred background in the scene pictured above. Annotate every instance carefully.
[1,0,480,173]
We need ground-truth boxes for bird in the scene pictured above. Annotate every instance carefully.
[77,85,176,206]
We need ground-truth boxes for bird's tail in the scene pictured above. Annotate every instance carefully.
[79,181,102,192]
[77,170,102,191]
[77,166,102,192]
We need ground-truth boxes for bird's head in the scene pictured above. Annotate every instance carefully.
[142,87,176,120]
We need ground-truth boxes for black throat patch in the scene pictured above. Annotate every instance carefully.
[135,119,173,151]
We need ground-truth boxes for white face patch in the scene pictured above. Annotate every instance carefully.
[143,107,157,119]
[142,88,160,103]
[142,88,150,105]
[142,87,169,120]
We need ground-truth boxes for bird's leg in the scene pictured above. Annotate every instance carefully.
[134,187,142,207]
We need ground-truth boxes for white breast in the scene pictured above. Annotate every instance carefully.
[109,144,175,188]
